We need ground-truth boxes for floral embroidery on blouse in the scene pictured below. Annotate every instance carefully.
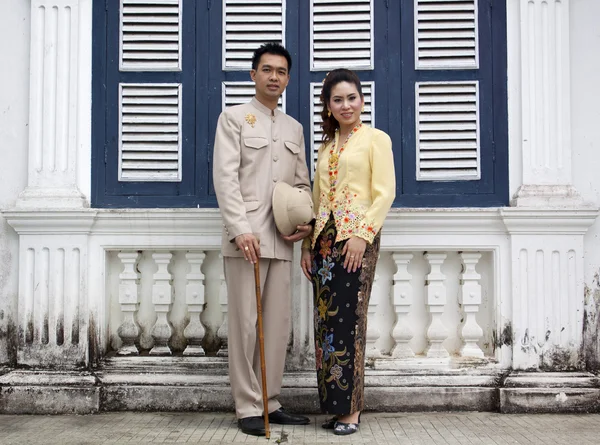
[310,185,379,248]
[327,123,362,203]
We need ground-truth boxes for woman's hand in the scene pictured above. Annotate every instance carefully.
[301,248,313,281]
[341,236,367,273]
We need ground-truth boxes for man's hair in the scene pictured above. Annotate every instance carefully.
[251,42,292,72]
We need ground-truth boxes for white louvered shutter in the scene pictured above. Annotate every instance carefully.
[223,0,285,70]
[310,0,373,70]
[119,83,182,181]
[416,82,480,181]
[120,0,182,71]
[309,82,374,177]
[222,82,286,111]
[415,0,478,70]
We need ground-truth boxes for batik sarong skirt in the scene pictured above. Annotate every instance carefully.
[311,215,380,415]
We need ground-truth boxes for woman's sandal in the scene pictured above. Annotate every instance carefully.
[332,413,361,436]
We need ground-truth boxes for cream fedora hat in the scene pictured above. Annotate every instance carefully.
[272,182,315,236]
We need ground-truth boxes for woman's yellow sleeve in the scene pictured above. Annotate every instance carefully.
[356,131,396,243]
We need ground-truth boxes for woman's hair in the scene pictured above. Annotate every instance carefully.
[320,69,364,144]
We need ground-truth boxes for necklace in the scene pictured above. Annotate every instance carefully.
[327,122,362,202]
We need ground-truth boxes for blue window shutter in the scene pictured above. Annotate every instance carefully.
[92,0,508,209]
[93,0,218,208]
[392,0,508,207]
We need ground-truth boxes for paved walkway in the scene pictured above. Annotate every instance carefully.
[0,412,599,444]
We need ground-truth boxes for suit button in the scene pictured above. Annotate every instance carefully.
[273,155,279,162]
[273,177,278,182]
[273,137,278,142]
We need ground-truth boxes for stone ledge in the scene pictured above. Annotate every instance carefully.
[499,372,600,413]
[500,388,600,413]
[0,369,598,414]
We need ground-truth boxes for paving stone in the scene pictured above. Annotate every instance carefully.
[0,412,599,444]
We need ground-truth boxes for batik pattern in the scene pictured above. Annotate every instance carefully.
[312,215,381,415]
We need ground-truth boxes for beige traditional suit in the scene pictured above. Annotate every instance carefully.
[213,97,311,418]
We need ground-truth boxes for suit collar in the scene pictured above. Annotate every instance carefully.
[251,97,280,117]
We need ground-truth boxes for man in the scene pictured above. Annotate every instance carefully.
[212,43,312,436]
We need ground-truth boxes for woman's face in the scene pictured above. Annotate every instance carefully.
[327,81,364,130]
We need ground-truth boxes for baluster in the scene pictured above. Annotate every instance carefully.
[149,252,173,355]
[116,252,141,355]
[216,254,229,357]
[391,253,415,358]
[459,252,485,358]
[425,253,449,359]
[183,252,207,356]
[366,272,381,358]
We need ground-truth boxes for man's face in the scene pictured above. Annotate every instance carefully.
[250,53,290,103]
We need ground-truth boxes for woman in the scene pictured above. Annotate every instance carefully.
[301,69,395,435]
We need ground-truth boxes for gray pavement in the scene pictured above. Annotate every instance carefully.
[0,412,599,444]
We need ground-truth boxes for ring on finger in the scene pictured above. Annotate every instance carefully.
[244,246,249,251]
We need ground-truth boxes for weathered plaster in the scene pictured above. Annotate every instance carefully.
[0,0,30,365]
[583,271,600,371]
[571,0,600,370]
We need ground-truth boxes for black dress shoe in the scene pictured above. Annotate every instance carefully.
[268,408,310,425]
[237,416,266,436]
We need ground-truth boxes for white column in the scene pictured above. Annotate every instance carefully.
[5,213,95,366]
[17,0,90,209]
[424,253,449,360]
[216,255,229,357]
[149,253,173,355]
[502,210,598,369]
[459,253,484,359]
[505,0,600,369]
[391,253,415,358]
[183,252,206,356]
[511,0,581,206]
[116,252,141,356]
[366,273,382,358]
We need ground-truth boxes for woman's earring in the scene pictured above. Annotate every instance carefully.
[327,110,331,117]
[361,105,365,113]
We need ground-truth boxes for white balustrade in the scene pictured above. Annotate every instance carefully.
[459,253,484,358]
[424,253,450,360]
[106,249,495,368]
[391,253,415,358]
[116,252,141,355]
[216,255,229,357]
[366,272,382,358]
[149,253,174,355]
[183,252,207,356]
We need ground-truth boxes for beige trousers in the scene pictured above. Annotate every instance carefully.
[223,257,291,419]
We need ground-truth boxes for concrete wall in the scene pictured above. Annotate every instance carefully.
[571,0,600,369]
[0,1,30,364]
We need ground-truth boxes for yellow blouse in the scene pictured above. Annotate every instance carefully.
[303,125,396,249]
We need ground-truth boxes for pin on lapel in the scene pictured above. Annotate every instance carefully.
[245,113,257,127]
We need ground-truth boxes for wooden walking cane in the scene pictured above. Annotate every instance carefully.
[254,261,270,439]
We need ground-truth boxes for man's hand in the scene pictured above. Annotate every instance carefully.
[235,233,260,264]
[280,224,312,243]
